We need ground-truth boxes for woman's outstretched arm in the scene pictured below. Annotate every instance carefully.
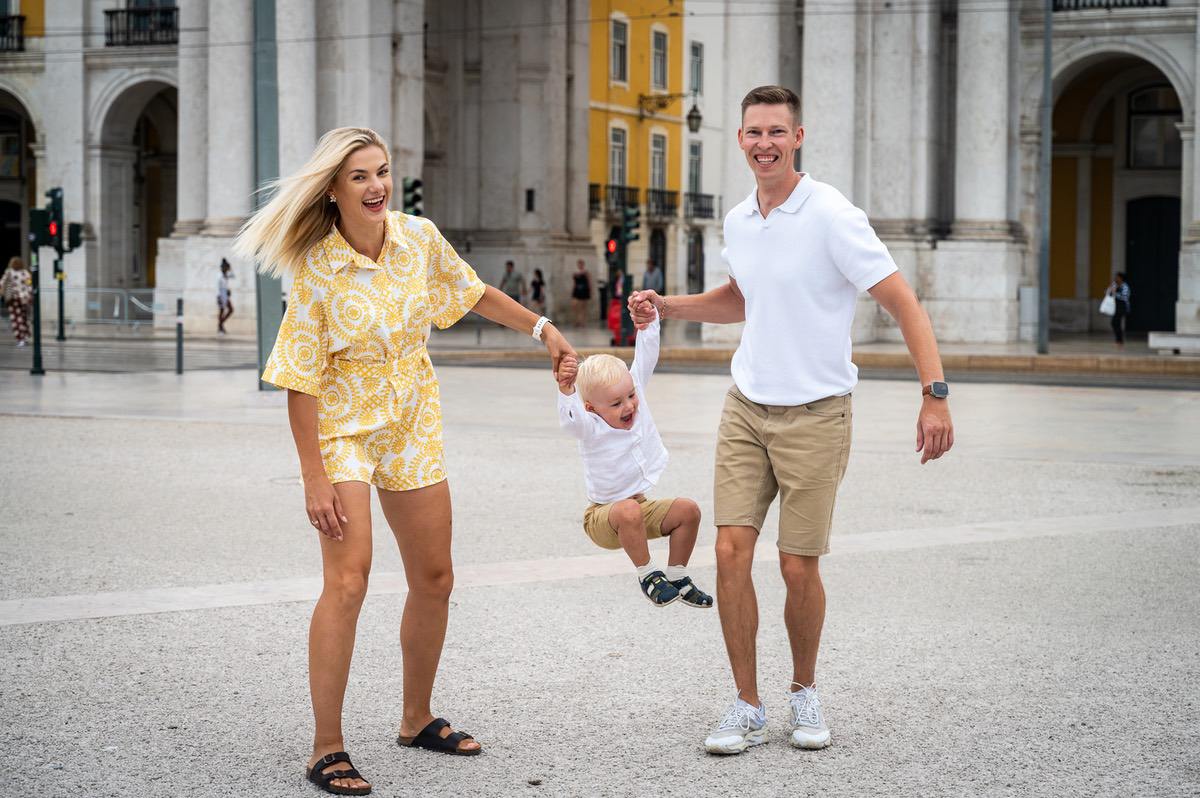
[470,285,578,376]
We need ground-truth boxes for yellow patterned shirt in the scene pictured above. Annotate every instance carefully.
[262,211,485,447]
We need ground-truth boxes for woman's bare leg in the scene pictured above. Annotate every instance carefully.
[379,479,481,753]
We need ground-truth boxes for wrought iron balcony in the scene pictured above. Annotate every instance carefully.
[105,7,179,47]
[0,16,24,52]
[684,192,715,220]
[1052,0,1166,9]
[646,189,679,219]
[589,184,603,218]
[604,184,640,215]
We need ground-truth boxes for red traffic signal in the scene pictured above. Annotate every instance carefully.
[606,238,617,254]
[49,220,58,237]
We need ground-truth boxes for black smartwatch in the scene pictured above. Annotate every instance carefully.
[922,381,949,399]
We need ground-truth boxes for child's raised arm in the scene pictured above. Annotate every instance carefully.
[630,308,660,388]
[556,355,593,440]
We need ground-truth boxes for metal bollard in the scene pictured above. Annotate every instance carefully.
[175,298,183,375]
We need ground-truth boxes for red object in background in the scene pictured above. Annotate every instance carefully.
[48,221,58,237]
[606,238,617,254]
[607,299,636,346]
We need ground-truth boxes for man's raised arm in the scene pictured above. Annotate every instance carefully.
[628,280,746,329]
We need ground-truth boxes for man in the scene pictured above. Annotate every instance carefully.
[498,260,525,305]
[629,85,954,755]
[642,259,664,294]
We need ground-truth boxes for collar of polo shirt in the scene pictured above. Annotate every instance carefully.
[740,172,817,217]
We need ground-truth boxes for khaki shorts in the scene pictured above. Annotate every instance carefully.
[583,496,677,550]
[714,385,852,556]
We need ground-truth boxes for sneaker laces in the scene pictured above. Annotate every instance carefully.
[789,686,823,728]
[717,701,760,732]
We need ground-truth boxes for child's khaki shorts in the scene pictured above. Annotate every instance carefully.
[714,385,852,556]
[583,496,677,550]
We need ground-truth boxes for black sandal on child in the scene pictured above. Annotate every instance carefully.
[397,717,482,756]
[305,751,372,796]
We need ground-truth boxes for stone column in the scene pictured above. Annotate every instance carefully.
[800,0,856,199]
[392,0,425,180]
[172,0,207,236]
[950,4,1009,236]
[1178,121,1200,334]
[203,0,255,237]
[276,0,317,178]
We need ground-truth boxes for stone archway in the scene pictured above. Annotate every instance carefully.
[1049,55,1183,336]
[95,80,177,291]
[0,89,37,268]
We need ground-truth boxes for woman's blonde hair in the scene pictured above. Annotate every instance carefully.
[7,256,25,271]
[576,354,631,404]
[233,127,390,278]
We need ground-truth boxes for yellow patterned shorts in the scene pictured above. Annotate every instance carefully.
[320,424,446,492]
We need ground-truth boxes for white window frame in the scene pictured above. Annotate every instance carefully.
[688,140,702,194]
[651,27,669,91]
[609,125,628,187]
[689,41,704,96]
[650,132,668,190]
[610,16,629,85]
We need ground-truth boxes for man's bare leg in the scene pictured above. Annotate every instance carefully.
[715,525,761,706]
[779,552,825,688]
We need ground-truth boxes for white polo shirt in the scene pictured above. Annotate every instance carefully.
[723,174,897,406]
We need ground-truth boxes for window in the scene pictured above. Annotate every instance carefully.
[690,41,704,95]
[611,20,628,83]
[1128,84,1182,169]
[650,134,667,190]
[652,30,668,90]
[688,141,702,193]
[609,127,627,186]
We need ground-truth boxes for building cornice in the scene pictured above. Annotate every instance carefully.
[590,100,684,125]
[1019,7,1194,38]
[0,51,45,74]
[84,45,177,72]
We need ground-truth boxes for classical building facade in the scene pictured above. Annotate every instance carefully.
[3,0,1196,343]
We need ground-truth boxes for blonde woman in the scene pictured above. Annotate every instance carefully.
[0,256,32,346]
[235,127,575,796]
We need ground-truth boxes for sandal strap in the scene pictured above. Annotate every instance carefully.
[444,730,474,745]
[315,751,352,769]
[423,717,451,736]
[319,767,361,783]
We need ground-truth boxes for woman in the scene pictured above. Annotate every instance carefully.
[234,128,574,796]
[529,267,546,315]
[0,256,32,347]
[217,258,234,335]
[570,259,592,327]
[1106,272,1131,349]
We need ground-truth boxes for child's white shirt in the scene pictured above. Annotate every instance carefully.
[557,315,668,504]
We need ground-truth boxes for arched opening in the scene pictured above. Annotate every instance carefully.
[0,89,36,268]
[1050,55,1182,337]
[97,81,177,292]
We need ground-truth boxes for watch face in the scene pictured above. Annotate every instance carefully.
[931,381,949,398]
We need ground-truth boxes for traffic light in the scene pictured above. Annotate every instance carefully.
[30,208,51,248]
[67,223,83,252]
[402,177,423,216]
[45,187,64,255]
[621,203,640,243]
[605,236,619,266]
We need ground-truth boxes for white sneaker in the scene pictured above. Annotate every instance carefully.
[704,697,767,754]
[787,684,830,749]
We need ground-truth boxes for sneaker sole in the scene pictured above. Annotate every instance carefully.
[642,591,679,607]
[705,729,766,754]
[678,599,713,609]
[790,729,831,749]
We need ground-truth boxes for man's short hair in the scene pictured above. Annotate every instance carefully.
[576,354,629,404]
[741,85,800,123]
[505,260,514,267]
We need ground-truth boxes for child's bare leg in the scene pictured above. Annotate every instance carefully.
[661,498,702,566]
[609,499,651,566]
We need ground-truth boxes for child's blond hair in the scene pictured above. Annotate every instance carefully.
[576,354,630,403]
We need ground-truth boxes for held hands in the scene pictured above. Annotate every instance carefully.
[557,354,579,395]
[627,290,661,330]
[304,474,348,541]
[542,324,578,381]
[916,397,954,464]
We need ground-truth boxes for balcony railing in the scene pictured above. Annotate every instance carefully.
[105,7,179,47]
[646,189,679,219]
[1052,0,1165,9]
[604,184,640,215]
[684,192,715,220]
[0,16,24,52]
[588,184,603,218]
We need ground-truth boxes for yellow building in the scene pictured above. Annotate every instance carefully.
[587,0,685,290]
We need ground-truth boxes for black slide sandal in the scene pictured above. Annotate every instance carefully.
[305,751,371,796]
[397,717,481,756]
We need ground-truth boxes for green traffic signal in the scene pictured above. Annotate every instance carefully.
[621,203,641,243]
[402,177,424,217]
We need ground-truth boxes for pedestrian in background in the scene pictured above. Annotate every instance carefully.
[642,258,664,294]
[234,126,575,797]
[530,267,547,315]
[571,259,593,327]
[217,258,234,335]
[1,256,32,347]
[498,260,525,304]
[1106,272,1131,349]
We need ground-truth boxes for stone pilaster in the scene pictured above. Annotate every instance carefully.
[800,0,856,199]
[203,0,255,237]
[172,0,207,236]
[277,0,318,178]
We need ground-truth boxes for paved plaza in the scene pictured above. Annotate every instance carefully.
[1,366,1198,797]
